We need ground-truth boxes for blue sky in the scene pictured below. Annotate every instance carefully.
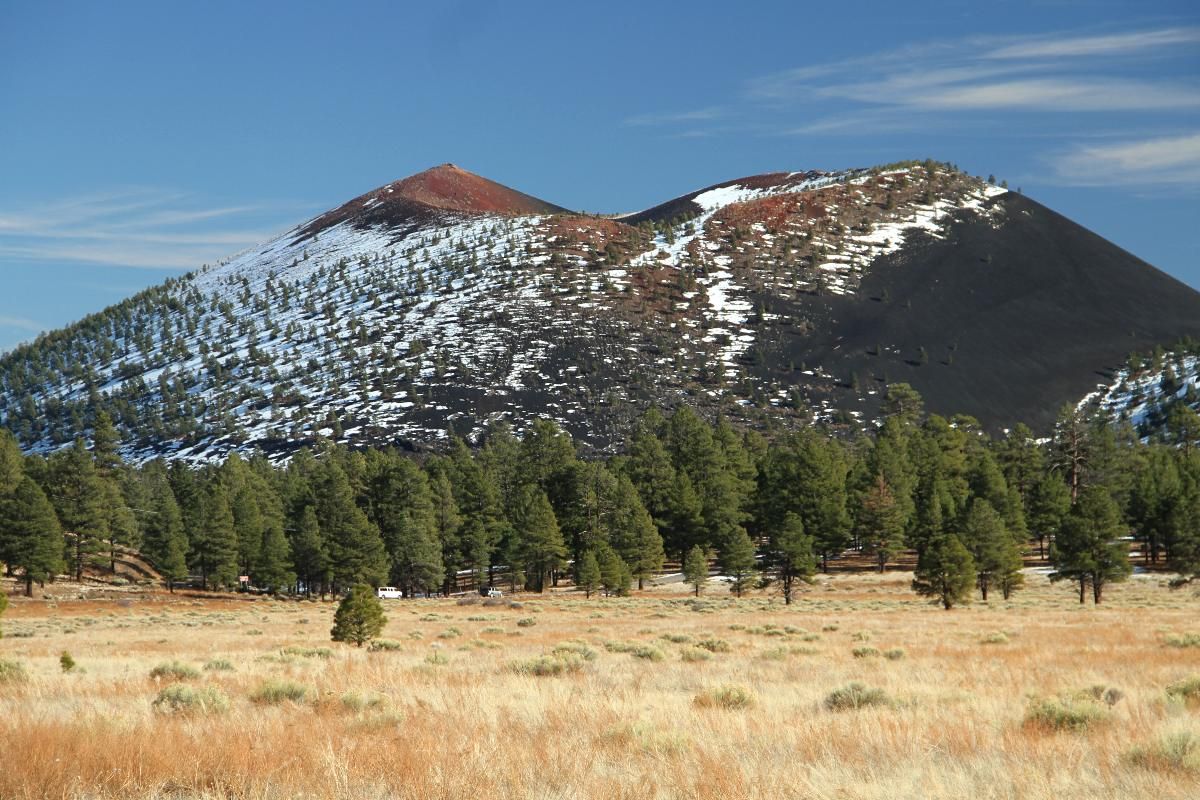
[1,0,1197,353]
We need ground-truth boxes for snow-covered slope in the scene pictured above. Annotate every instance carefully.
[4,160,1193,463]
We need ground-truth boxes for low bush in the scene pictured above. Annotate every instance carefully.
[981,632,1009,645]
[202,658,236,672]
[694,684,756,710]
[695,638,731,653]
[606,640,665,661]
[509,653,586,676]
[825,682,891,711]
[679,645,712,663]
[149,661,200,681]
[0,659,27,684]
[516,618,536,628]
[340,691,386,712]
[551,641,597,661]
[280,646,332,659]
[1166,676,1200,706]
[852,646,880,659]
[1129,730,1200,773]
[250,679,310,705]
[1165,633,1200,648]
[367,638,403,652]
[1024,694,1110,731]
[153,684,230,715]
[883,648,906,661]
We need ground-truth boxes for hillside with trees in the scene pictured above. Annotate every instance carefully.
[4,383,1199,606]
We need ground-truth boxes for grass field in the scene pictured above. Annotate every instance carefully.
[1,571,1199,799]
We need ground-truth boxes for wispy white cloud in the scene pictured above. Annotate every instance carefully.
[983,27,1200,60]
[1051,131,1200,186]
[751,26,1200,114]
[630,24,1200,190]
[624,107,726,127]
[852,78,1200,112]
[0,189,303,271]
[0,314,45,333]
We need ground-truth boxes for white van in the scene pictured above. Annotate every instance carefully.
[376,587,402,599]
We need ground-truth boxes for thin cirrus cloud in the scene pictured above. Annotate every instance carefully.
[623,107,727,127]
[748,26,1200,113]
[629,26,1198,188]
[0,315,45,333]
[0,189,302,270]
[1051,132,1200,187]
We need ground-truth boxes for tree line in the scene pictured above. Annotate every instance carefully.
[2,384,1199,607]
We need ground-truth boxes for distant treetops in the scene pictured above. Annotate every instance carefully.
[2,384,1198,608]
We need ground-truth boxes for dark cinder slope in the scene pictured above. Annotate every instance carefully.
[766,192,1200,431]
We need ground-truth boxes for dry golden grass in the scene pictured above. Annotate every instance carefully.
[2,572,1199,799]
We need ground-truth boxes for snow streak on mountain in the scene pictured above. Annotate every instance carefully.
[3,161,1199,463]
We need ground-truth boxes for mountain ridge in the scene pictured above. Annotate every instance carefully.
[3,159,1199,463]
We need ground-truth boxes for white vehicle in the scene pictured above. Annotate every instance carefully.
[376,586,402,599]
[485,587,503,598]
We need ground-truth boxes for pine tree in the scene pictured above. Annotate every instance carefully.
[363,452,443,597]
[446,438,502,589]
[773,512,815,604]
[857,474,905,572]
[1051,486,1131,604]
[664,470,704,559]
[577,550,601,598]
[620,410,677,544]
[46,441,108,581]
[330,584,386,647]
[683,545,709,596]
[608,475,664,590]
[515,486,566,592]
[1027,472,1070,561]
[912,534,975,609]
[959,498,1008,601]
[194,484,239,590]
[719,527,757,597]
[428,469,462,595]
[598,544,631,597]
[290,506,329,596]
[315,461,387,593]
[4,477,64,596]
[139,467,189,591]
[256,519,295,593]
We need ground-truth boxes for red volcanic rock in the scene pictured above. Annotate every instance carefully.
[296,163,568,241]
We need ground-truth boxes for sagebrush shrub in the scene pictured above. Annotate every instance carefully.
[1166,676,1200,706]
[1129,730,1200,773]
[825,682,891,711]
[694,684,755,710]
[251,679,310,705]
[149,661,200,681]
[153,684,230,715]
[509,653,585,676]
[1024,695,1110,731]
[367,638,403,652]
[0,659,27,684]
